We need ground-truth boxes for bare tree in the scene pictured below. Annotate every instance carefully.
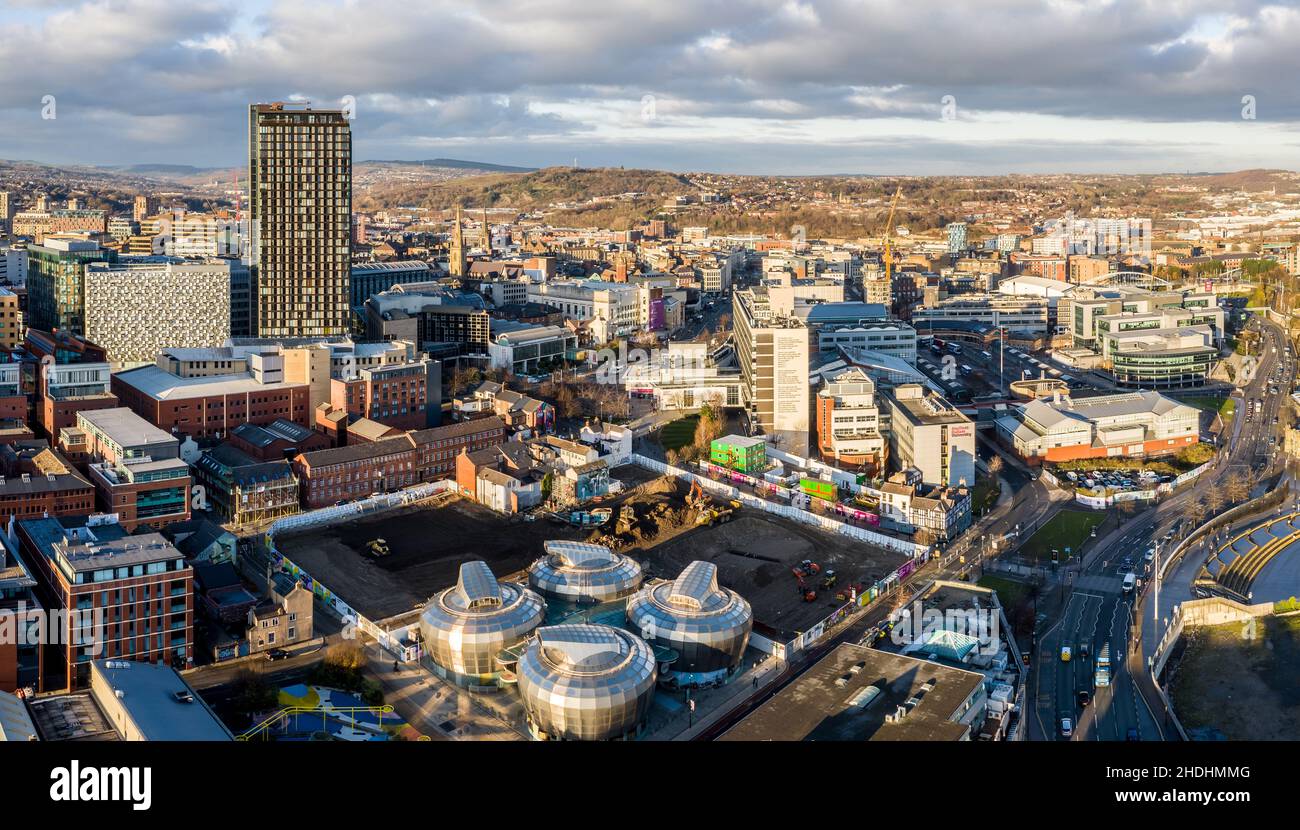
[1224,473,1250,505]
[1183,496,1208,530]
[1205,487,1226,517]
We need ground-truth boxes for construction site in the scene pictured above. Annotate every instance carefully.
[272,472,907,633]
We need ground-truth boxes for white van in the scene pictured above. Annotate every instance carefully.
[1122,572,1136,593]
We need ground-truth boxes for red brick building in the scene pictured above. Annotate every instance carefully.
[292,416,506,508]
[24,330,118,437]
[16,516,195,690]
[228,418,330,462]
[328,361,435,431]
[111,364,312,439]
[0,448,95,522]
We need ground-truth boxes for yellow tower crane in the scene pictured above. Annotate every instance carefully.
[882,185,902,291]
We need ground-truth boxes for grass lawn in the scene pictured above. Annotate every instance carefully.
[977,574,1037,642]
[659,415,700,451]
[1019,508,1105,561]
[1182,395,1236,419]
[1170,614,1300,740]
[971,478,1001,516]
[977,574,1030,611]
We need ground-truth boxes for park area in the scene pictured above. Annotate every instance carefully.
[1018,508,1105,561]
[1169,614,1300,741]
[1182,395,1236,421]
[659,414,700,451]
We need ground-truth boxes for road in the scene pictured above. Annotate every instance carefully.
[1031,313,1297,742]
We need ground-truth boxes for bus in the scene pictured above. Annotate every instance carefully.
[1094,642,1111,687]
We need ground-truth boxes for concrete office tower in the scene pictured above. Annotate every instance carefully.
[733,288,810,456]
[481,207,492,257]
[133,194,158,222]
[0,191,14,233]
[449,206,465,277]
[83,260,233,365]
[248,102,352,337]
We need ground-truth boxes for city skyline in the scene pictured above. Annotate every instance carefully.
[3,0,1300,175]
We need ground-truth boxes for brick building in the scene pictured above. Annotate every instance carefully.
[15,514,195,690]
[292,415,506,508]
[0,447,94,523]
[77,408,192,531]
[111,359,312,439]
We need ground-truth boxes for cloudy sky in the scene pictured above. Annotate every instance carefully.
[3,0,1299,174]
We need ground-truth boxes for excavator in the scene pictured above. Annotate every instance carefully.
[687,479,738,527]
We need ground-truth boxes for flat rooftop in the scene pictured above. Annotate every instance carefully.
[113,365,305,400]
[90,660,232,741]
[720,643,984,742]
[77,407,175,447]
[19,516,181,573]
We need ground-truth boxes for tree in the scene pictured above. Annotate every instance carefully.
[1205,487,1226,517]
[1224,473,1249,505]
[1183,496,1208,530]
[987,454,1004,477]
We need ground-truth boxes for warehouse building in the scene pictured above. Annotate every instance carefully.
[995,390,1198,463]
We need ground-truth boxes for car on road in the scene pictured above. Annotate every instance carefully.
[1060,646,1072,662]
[1126,727,1140,741]
[1077,690,1091,708]
[1060,718,1073,738]
[1122,573,1136,593]
[265,648,291,661]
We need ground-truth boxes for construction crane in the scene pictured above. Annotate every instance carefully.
[882,185,902,293]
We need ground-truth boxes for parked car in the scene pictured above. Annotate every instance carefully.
[265,648,291,661]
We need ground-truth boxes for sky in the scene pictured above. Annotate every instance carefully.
[3,0,1299,175]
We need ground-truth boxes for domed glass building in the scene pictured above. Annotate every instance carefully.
[527,540,644,604]
[419,560,546,687]
[516,624,657,741]
[626,560,753,689]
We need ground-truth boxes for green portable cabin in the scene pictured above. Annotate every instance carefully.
[709,434,767,473]
[800,478,836,501]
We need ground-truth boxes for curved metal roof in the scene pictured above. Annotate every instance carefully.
[527,541,643,603]
[626,560,753,677]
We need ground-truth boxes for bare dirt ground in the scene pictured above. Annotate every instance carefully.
[275,497,589,620]
[1168,614,1300,740]
[637,511,909,639]
[274,473,908,635]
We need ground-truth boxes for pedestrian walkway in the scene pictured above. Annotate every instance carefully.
[656,653,786,741]
[364,645,526,741]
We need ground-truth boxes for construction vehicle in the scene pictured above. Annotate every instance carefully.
[567,508,612,527]
[686,479,709,511]
[365,538,390,558]
[694,505,736,527]
[615,504,637,535]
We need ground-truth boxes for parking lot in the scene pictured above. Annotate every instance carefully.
[1054,466,1174,495]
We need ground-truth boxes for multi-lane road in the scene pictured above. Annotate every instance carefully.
[1032,314,1297,742]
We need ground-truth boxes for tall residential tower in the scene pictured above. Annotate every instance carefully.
[248,102,352,337]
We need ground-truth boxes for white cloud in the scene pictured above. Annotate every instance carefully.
[0,0,1296,172]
